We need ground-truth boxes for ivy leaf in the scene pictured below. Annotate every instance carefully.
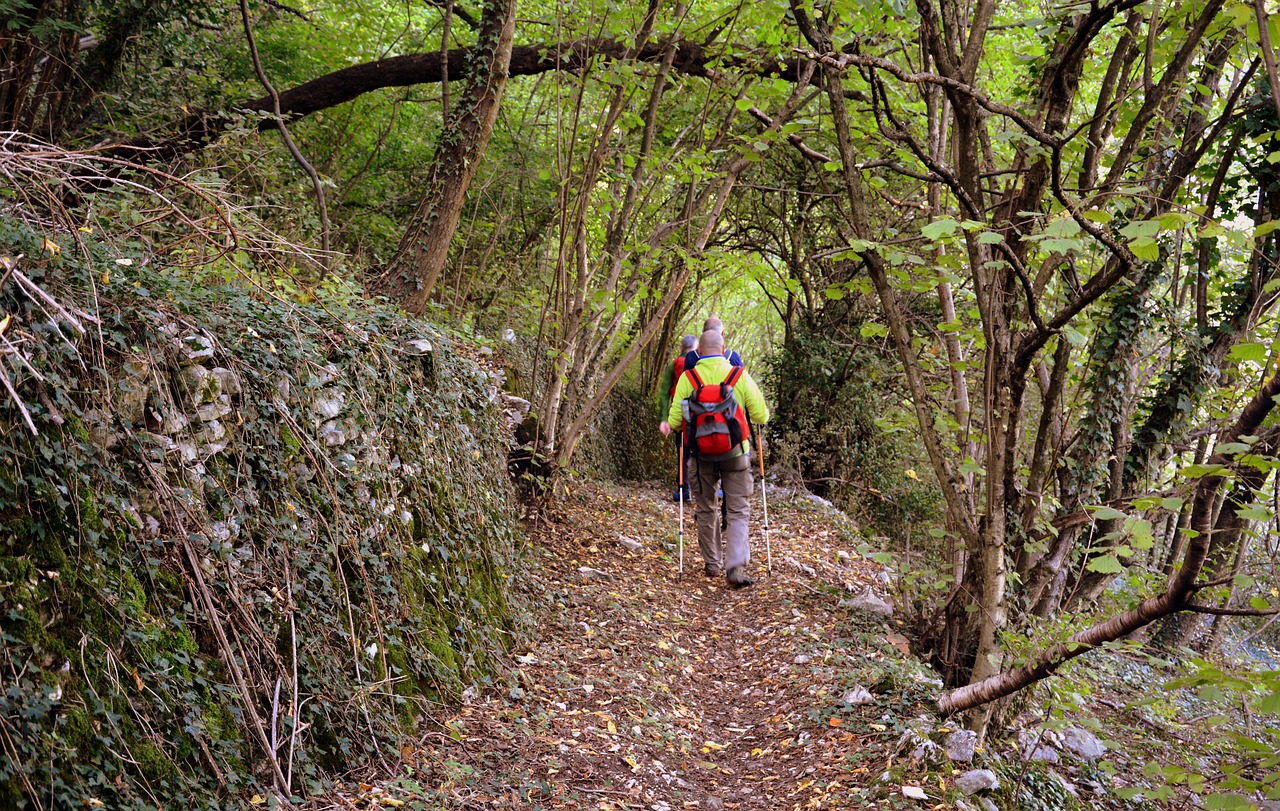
[1119,219,1161,239]
[1128,236,1160,261]
[1062,326,1088,346]
[1088,506,1127,521]
[1215,442,1251,455]
[1235,505,1273,522]
[922,218,961,241]
[1227,342,1268,363]
[860,323,888,338]
[1181,463,1226,478]
[1086,555,1124,574]
[1258,691,1280,714]
[1129,519,1154,550]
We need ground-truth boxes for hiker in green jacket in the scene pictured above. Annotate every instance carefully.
[659,334,698,502]
[659,329,770,587]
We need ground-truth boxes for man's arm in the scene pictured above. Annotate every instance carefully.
[665,373,692,429]
[658,362,676,417]
[738,371,770,425]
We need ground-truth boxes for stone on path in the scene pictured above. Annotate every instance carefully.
[954,769,1000,795]
[945,729,978,762]
[1060,726,1106,760]
[841,685,875,706]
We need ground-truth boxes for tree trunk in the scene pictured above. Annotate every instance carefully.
[369,0,518,313]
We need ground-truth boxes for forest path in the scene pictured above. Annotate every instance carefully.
[381,479,922,810]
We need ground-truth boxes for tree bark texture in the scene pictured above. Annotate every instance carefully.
[369,0,519,313]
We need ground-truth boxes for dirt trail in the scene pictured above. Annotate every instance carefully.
[389,480,915,810]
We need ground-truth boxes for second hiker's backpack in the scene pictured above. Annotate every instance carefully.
[667,355,688,400]
[681,366,750,461]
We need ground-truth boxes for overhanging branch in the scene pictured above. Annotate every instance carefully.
[110,38,805,162]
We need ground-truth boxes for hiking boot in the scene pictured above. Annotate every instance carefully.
[681,485,693,502]
[704,563,723,577]
[726,567,755,589]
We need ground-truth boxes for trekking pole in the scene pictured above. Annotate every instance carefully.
[755,424,771,574]
[677,439,685,579]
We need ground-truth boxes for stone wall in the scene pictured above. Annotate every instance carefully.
[0,241,525,808]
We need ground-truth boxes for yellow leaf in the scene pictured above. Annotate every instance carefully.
[87,801,105,808]
[42,237,61,255]
[702,741,726,750]
[249,795,266,806]
[869,723,887,731]
[0,314,10,336]
[623,755,640,771]
[381,799,405,807]
[751,747,764,756]
[904,468,919,481]
[607,721,617,734]
[102,270,110,285]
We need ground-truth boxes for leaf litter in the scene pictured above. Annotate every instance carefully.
[337,480,919,809]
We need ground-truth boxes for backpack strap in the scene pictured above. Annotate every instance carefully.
[725,366,744,387]
[684,367,704,389]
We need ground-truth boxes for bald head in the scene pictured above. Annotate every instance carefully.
[698,329,724,356]
[703,316,724,333]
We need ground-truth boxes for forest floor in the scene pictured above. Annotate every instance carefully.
[349,479,935,810]
[333,480,1273,811]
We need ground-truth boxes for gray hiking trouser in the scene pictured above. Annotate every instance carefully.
[691,453,752,573]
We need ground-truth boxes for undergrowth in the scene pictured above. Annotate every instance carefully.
[0,217,526,808]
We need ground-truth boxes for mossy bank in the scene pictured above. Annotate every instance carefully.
[0,220,526,808]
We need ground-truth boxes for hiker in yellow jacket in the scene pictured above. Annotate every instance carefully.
[659,329,770,587]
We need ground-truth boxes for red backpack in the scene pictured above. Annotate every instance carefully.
[667,355,688,399]
[682,366,750,460]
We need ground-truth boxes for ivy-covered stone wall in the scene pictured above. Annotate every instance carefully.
[0,223,525,808]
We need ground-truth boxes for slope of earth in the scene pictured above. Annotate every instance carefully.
[344,479,945,810]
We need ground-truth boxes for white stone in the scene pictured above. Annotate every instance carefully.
[406,338,434,354]
[841,685,875,706]
[843,589,895,618]
[901,785,928,800]
[313,390,345,420]
[1060,726,1106,760]
[196,394,232,422]
[945,729,978,762]
[210,367,242,397]
[178,364,216,403]
[152,409,189,435]
[175,440,198,464]
[794,654,813,665]
[954,769,999,795]
[316,363,340,385]
[180,334,215,362]
[319,421,346,446]
[199,419,226,443]
[618,536,642,552]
